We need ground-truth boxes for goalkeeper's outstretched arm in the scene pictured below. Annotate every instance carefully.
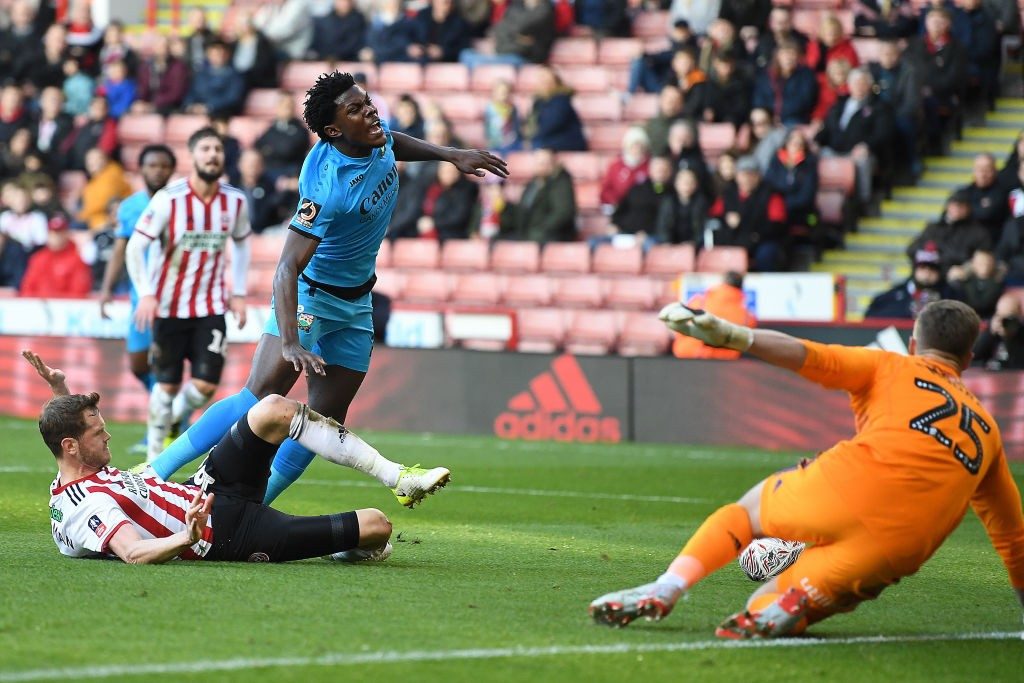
[659,304,807,372]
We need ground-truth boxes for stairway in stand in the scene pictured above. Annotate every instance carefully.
[812,99,1024,320]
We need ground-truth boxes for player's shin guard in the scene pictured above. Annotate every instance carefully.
[171,382,210,425]
[662,503,754,590]
[288,404,401,487]
[264,439,317,504]
[146,385,174,462]
[150,387,259,479]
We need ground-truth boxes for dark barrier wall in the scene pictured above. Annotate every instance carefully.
[3,336,1022,459]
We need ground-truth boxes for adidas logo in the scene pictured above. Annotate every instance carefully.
[494,355,621,443]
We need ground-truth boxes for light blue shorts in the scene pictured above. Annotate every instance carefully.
[263,278,375,373]
[126,299,152,354]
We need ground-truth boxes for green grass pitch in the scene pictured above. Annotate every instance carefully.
[2,415,1023,682]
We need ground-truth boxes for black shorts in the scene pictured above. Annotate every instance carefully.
[201,415,360,562]
[150,315,227,385]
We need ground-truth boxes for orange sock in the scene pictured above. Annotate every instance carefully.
[664,503,753,589]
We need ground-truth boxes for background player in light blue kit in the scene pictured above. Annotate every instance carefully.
[150,71,509,506]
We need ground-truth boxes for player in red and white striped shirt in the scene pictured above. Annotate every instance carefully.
[28,349,404,565]
[125,126,252,463]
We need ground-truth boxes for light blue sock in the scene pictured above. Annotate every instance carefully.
[133,370,155,392]
[150,388,259,479]
[263,439,317,504]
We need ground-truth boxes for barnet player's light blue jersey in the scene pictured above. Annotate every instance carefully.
[117,190,155,304]
[288,119,397,289]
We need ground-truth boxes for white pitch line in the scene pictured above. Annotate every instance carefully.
[295,478,712,504]
[0,632,1018,682]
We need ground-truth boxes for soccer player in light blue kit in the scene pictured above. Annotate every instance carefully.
[99,145,177,453]
[150,71,508,507]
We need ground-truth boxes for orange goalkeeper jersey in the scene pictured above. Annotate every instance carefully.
[798,341,1024,587]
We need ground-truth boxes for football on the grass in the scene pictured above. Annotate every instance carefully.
[738,538,806,581]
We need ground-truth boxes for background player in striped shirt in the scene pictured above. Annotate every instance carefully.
[125,128,252,464]
[150,71,507,506]
[29,349,398,564]
[590,300,1024,638]
[97,145,176,454]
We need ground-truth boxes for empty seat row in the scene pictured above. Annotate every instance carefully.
[515,308,674,356]
[379,239,715,277]
[374,270,678,310]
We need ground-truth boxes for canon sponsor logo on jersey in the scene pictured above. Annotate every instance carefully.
[359,165,399,215]
[493,355,621,443]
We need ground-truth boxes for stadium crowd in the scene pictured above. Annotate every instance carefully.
[0,0,1023,343]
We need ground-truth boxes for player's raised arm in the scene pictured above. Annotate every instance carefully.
[391,131,509,179]
[22,350,70,397]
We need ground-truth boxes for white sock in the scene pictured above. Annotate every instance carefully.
[147,385,174,462]
[289,404,401,487]
[655,572,688,602]
[171,382,209,424]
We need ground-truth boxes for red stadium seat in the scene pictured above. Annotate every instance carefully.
[515,64,549,93]
[617,311,673,356]
[696,247,749,274]
[392,238,440,269]
[505,151,536,182]
[592,243,644,276]
[587,123,632,152]
[540,242,590,274]
[401,271,452,304]
[450,272,504,306]
[816,189,846,225]
[246,261,278,299]
[633,11,670,38]
[470,64,518,93]
[573,94,622,123]
[548,38,598,66]
[558,152,606,182]
[120,144,144,172]
[623,94,659,122]
[698,123,737,161]
[376,239,392,268]
[373,268,406,299]
[577,213,609,239]
[379,63,424,92]
[645,243,696,277]
[228,117,267,149]
[250,233,284,266]
[554,274,606,308]
[245,88,282,118]
[281,62,331,92]
[558,66,611,93]
[491,240,541,273]
[441,238,490,271]
[574,181,602,212]
[58,171,87,206]
[598,38,644,66]
[818,156,856,194]
[424,63,470,92]
[605,276,659,310]
[165,114,208,145]
[564,310,620,355]
[450,120,486,148]
[118,114,165,145]
[852,37,883,63]
[435,93,484,123]
[516,307,567,352]
[501,274,554,307]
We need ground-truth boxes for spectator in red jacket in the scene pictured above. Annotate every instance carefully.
[805,13,860,73]
[811,58,853,124]
[599,126,650,214]
[19,214,92,298]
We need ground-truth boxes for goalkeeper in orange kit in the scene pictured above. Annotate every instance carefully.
[590,300,1024,638]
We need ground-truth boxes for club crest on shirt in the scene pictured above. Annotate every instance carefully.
[297,312,315,332]
[295,198,322,229]
[88,515,107,537]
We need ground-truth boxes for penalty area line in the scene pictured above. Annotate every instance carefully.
[0,632,1019,682]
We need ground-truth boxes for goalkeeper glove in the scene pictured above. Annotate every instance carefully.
[658,303,754,352]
